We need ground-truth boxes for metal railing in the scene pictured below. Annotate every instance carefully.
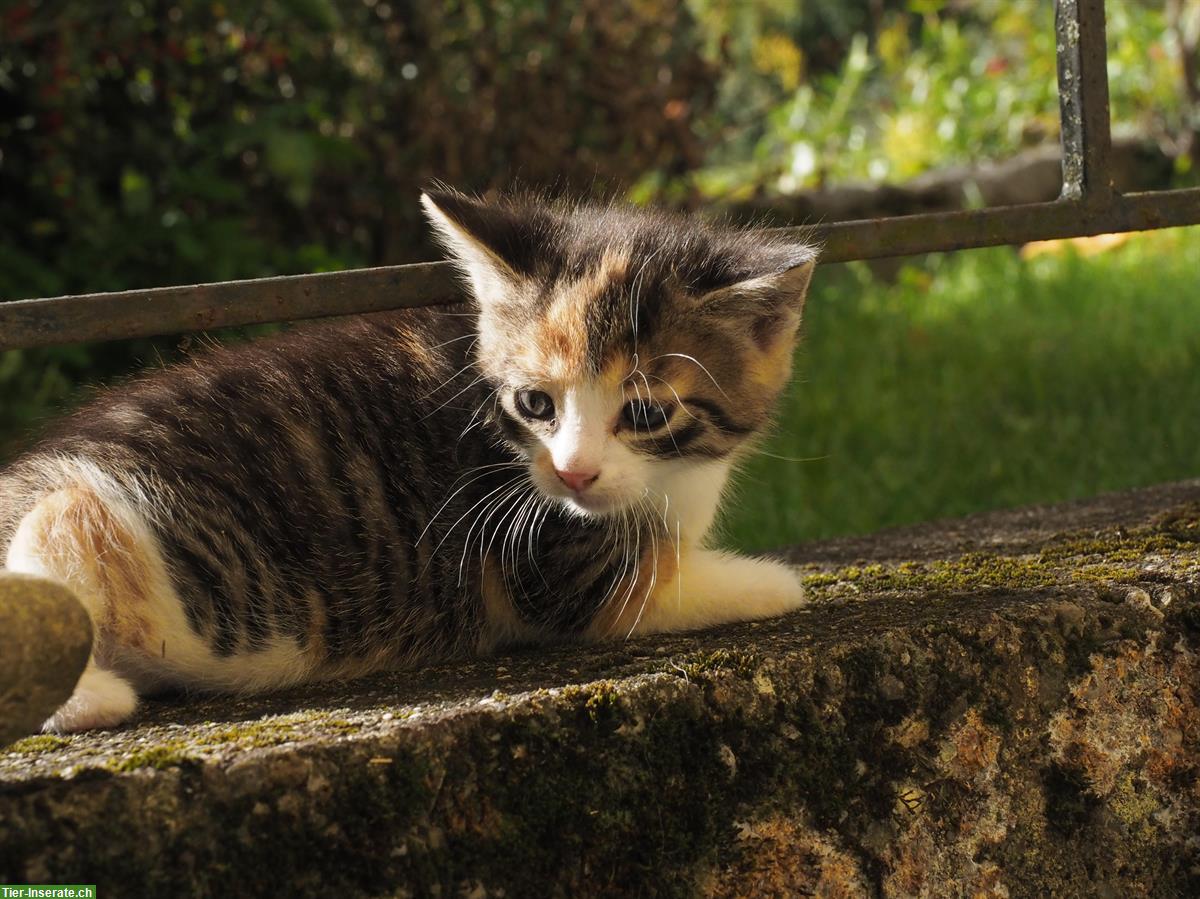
[2,0,1198,353]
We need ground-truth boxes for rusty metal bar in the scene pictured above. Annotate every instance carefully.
[0,262,458,352]
[1,0,1197,354]
[807,188,1200,262]
[3,187,1199,352]
[1056,0,1115,200]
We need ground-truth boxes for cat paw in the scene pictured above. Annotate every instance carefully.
[751,560,808,617]
[42,665,138,733]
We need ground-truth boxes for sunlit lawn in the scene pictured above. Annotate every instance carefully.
[723,226,1200,551]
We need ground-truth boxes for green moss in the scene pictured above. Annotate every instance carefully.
[103,712,366,771]
[799,516,1200,599]
[1109,772,1160,835]
[675,648,760,681]
[583,682,621,719]
[5,734,70,755]
[559,680,624,722]
[107,744,192,772]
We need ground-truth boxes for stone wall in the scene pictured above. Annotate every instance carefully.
[2,481,1198,897]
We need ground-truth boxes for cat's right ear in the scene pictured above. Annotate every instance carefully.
[421,189,535,307]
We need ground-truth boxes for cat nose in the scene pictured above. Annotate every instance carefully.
[555,468,600,493]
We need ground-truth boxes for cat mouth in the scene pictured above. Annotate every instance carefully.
[566,493,612,514]
[541,486,620,517]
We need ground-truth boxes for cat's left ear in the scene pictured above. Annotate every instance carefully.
[699,243,818,349]
[421,188,545,307]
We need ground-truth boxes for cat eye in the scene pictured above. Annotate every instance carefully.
[514,388,555,421]
[621,399,671,432]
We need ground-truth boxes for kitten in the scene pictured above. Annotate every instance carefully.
[0,190,818,733]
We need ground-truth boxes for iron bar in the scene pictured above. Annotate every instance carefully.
[2,188,1199,353]
[0,261,458,353]
[0,0,1196,354]
[807,188,1200,263]
[1056,0,1115,200]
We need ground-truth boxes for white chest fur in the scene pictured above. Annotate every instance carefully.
[653,458,732,546]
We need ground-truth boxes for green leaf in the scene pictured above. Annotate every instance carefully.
[120,167,153,216]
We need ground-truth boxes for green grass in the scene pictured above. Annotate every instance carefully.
[722,227,1200,551]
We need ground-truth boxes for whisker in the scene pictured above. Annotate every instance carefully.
[419,359,477,401]
[427,333,479,352]
[480,481,529,565]
[608,505,645,633]
[416,462,525,546]
[646,352,730,399]
[426,475,523,577]
[629,247,664,351]
[488,483,536,598]
[523,495,553,590]
[419,373,488,421]
[646,374,702,425]
[627,498,661,638]
[629,379,645,438]
[465,479,529,584]
[502,488,536,595]
[456,389,500,449]
[596,506,635,624]
[754,450,829,463]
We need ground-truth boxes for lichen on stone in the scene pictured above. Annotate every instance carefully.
[2,480,1200,896]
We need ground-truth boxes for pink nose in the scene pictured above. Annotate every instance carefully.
[556,468,600,493]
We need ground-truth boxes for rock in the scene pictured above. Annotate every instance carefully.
[2,481,1200,897]
[0,573,91,745]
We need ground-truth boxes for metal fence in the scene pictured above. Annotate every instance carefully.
[2,0,1198,354]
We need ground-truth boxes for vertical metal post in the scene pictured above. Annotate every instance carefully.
[1055,0,1115,201]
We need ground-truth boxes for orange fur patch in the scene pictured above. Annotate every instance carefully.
[747,329,796,394]
[640,355,702,405]
[529,248,629,381]
[479,554,541,650]
[26,487,156,652]
[585,537,678,639]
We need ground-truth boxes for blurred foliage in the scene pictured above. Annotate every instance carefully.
[651,0,1196,201]
[1,0,714,288]
[725,227,1200,549]
[0,0,714,453]
[2,0,1199,541]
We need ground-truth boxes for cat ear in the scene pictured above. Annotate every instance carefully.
[421,189,538,306]
[698,243,818,349]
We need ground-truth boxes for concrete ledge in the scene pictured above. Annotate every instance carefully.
[3,482,1199,897]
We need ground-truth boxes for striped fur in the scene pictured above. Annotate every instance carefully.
[1,191,818,732]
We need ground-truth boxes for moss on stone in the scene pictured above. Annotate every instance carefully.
[1108,772,1161,835]
[96,712,368,772]
[799,513,1200,600]
[5,734,70,755]
[3,482,1200,896]
[675,648,760,681]
[107,744,193,772]
[558,680,626,722]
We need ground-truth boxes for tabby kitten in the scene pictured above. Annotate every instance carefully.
[0,190,818,733]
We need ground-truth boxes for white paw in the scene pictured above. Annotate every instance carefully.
[42,665,138,734]
[754,561,808,617]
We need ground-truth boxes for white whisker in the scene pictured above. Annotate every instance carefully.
[629,247,664,351]
[645,374,702,426]
[646,352,730,399]
[416,462,525,547]
[419,373,488,422]
[426,475,522,578]
[427,333,479,352]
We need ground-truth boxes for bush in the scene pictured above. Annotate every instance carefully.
[0,0,715,453]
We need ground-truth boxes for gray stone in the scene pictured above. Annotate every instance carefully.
[0,573,91,746]
[2,481,1200,897]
